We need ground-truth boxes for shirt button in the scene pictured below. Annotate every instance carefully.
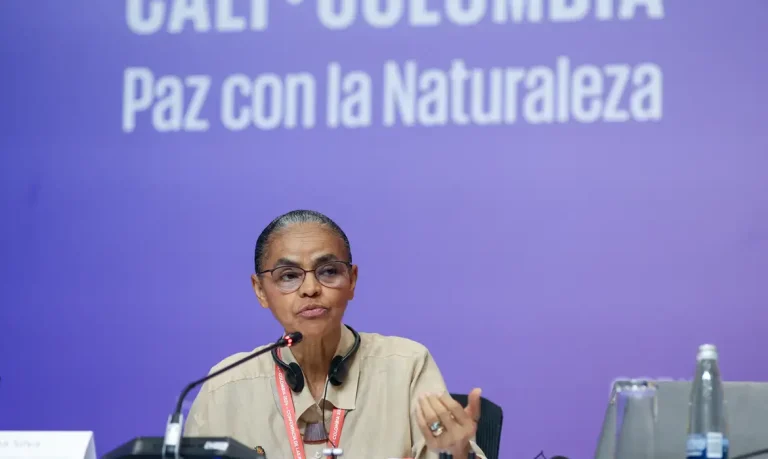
[314,452,323,459]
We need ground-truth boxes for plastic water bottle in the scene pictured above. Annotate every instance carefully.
[686,344,729,459]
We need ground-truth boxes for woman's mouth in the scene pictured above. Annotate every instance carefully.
[298,306,329,318]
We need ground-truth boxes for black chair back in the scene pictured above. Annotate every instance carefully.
[450,393,503,459]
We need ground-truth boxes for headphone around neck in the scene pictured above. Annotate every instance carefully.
[271,324,361,393]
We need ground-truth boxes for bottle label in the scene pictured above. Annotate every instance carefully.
[687,433,729,459]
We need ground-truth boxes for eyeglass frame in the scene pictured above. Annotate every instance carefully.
[256,260,354,292]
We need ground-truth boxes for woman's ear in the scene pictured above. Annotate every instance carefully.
[251,274,270,309]
[348,264,358,300]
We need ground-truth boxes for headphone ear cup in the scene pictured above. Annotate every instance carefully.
[285,362,305,393]
[328,355,346,386]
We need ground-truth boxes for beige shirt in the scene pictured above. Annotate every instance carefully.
[185,325,486,459]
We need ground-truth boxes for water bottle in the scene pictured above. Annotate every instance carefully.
[686,344,729,459]
[614,380,657,459]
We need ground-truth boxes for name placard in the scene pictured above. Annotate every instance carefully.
[0,431,96,459]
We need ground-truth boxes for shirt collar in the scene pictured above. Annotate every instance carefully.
[274,325,360,418]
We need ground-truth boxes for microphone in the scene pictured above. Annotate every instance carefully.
[162,331,303,459]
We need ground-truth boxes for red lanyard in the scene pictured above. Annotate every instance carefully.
[275,349,345,459]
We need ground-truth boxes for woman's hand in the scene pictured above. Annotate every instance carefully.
[416,388,482,458]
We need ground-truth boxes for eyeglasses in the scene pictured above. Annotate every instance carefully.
[258,261,352,293]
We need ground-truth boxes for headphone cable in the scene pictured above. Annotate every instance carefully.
[319,377,342,459]
[320,378,336,448]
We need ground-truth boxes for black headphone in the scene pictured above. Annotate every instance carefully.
[271,324,361,393]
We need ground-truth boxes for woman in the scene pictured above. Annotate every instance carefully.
[185,210,486,459]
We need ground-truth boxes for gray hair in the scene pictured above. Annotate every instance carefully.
[254,209,352,272]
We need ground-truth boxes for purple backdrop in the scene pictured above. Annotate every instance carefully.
[1,1,767,458]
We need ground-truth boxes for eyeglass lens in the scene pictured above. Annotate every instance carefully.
[270,261,349,292]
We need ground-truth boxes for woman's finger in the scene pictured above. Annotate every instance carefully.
[419,397,458,453]
[425,393,465,448]
[426,394,461,431]
[419,394,441,426]
[438,392,473,427]
[422,394,459,446]
[415,401,438,449]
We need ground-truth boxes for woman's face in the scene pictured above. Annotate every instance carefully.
[252,223,357,339]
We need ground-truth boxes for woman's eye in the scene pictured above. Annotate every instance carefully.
[279,271,301,280]
[318,267,339,276]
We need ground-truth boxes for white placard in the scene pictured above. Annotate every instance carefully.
[0,431,96,459]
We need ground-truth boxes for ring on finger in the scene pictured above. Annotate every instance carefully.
[429,421,445,437]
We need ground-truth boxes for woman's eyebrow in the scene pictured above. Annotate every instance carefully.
[272,254,340,268]
[313,253,340,264]
[272,258,300,268]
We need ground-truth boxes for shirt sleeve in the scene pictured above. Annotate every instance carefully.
[409,347,487,459]
[184,383,212,437]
